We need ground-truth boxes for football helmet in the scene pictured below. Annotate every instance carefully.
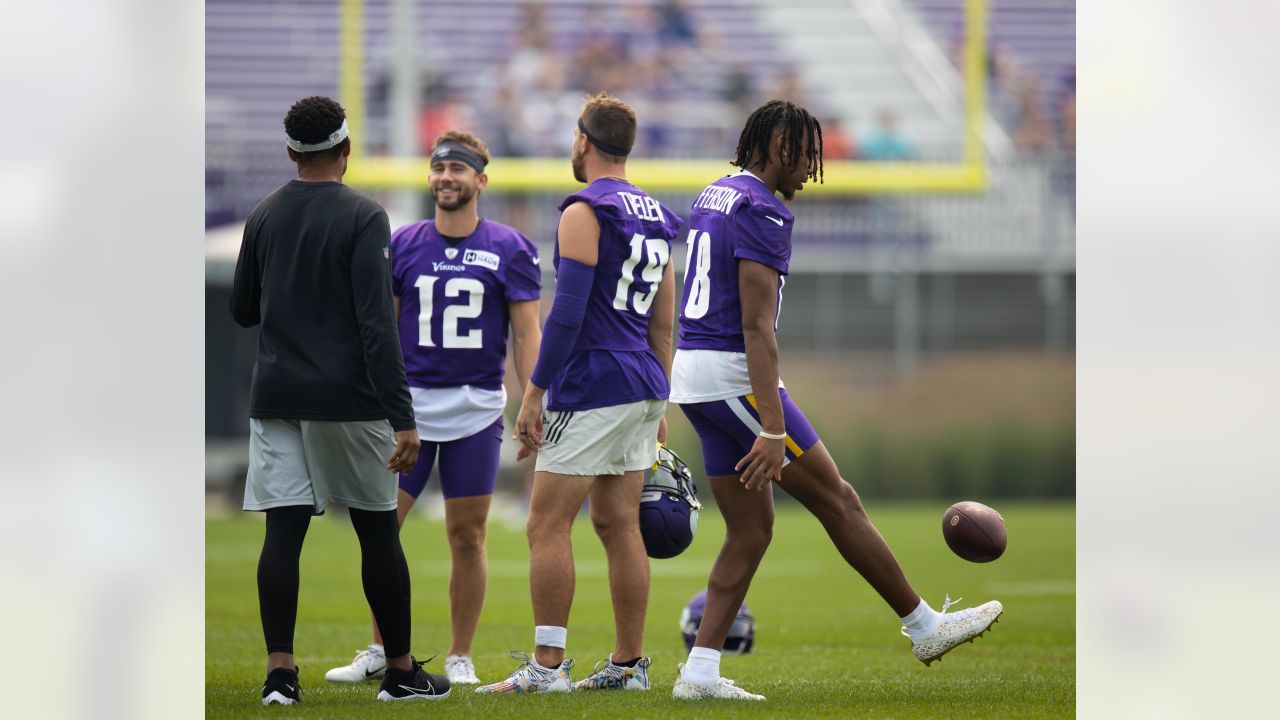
[639,444,702,559]
[679,589,756,654]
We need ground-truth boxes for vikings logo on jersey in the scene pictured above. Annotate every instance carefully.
[389,218,542,390]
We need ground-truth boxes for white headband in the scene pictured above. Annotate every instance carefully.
[286,119,349,152]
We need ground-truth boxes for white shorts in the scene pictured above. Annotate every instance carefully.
[535,399,667,476]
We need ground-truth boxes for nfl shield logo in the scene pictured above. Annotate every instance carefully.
[444,247,459,259]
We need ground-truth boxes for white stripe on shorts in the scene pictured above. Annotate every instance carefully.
[727,397,791,468]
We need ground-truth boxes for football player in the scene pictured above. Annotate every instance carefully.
[325,130,542,687]
[476,93,681,694]
[669,100,1004,700]
[234,96,447,704]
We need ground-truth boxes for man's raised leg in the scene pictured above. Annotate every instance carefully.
[781,440,1003,665]
[780,441,920,615]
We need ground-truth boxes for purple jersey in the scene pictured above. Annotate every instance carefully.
[548,178,683,411]
[390,218,542,390]
[677,172,793,353]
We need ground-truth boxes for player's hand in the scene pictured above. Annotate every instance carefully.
[657,416,668,446]
[387,428,420,474]
[514,394,544,458]
[735,435,785,491]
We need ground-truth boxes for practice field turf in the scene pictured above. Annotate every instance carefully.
[207,502,1075,718]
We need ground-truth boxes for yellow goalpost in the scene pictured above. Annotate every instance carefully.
[339,0,988,194]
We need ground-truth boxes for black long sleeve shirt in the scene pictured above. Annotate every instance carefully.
[230,180,415,431]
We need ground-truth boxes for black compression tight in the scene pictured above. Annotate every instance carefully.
[349,508,412,658]
[257,506,412,658]
[257,505,313,654]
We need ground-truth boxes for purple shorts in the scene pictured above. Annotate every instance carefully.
[398,418,503,500]
[677,389,821,477]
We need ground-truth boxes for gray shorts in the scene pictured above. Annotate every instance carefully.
[535,399,666,476]
[243,418,398,514]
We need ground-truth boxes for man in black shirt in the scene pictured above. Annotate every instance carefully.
[231,96,448,704]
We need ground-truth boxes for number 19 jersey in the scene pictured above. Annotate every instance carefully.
[547,178,683,411]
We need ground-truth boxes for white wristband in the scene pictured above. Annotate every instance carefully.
[758,430,787,441]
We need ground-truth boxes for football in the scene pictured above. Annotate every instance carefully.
[942,501,1007,562]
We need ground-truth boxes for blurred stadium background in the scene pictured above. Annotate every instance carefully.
[205,0,1075,508]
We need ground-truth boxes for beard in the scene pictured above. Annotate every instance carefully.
[431,183,475,211]
[571,150,587,183]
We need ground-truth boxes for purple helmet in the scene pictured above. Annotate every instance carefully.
[679,589,756,654]
[639,445,701,559]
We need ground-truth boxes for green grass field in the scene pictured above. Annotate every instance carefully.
[207,501,1074,718]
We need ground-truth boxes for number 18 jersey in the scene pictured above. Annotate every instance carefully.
[677,171,794,353]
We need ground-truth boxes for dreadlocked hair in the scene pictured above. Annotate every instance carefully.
[732,100,824,184]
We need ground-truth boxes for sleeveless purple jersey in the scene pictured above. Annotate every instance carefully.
[677,172,793,353]
[390,218,542,390]
[548,178,683,411]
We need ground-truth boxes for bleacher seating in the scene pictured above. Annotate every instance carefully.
[905,0,1075,123]
[206,0,795,226]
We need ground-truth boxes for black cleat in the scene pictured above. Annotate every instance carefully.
[262,666,301,705]
[377,656,452,701]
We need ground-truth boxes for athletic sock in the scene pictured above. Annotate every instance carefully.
[257,505,313,654]
[534,625,567,649]
[611,656,641,668]
[683,647,721,683]
[533,625,567,670]
[349,508,413,658]
[900,599,942,639]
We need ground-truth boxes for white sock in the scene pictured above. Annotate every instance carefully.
[682,647,721,683]
[900,599,942,639]
[368,643,384,655]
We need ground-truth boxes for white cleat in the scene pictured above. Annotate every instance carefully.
[905,596,1004,666]
[671,663,765,701]
[444,654,481,684]
[324,644,387,683]
[474,651,573,694]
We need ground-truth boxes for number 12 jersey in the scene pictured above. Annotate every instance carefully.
[390,218,542,391]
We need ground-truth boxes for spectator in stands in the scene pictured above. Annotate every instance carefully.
[504,3,556,100]
[489,81,528,158]
[657,0,698,47]
[860,109,915,161]
[1059,66,1075,156]
[722,62,756,115]
[769,66,811,108]
[1012,76,1054,156]
[950,25,1023,131]
[621,2,662,60]
[821,116,856,160]
[418,73,468,156]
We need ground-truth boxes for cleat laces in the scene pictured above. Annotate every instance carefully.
[902,595,978,638]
